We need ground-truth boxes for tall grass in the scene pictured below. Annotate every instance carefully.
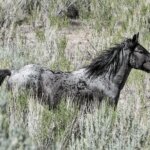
[0,0,150,149]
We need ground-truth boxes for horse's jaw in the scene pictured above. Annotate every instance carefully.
[143,62,150,73]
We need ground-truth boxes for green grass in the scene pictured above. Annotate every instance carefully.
[0,0,150,149]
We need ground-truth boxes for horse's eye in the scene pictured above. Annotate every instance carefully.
[138,50,144,53]
[139,51,144,54]
[135,50,143,54]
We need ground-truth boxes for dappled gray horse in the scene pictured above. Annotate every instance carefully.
[3,33,150,109]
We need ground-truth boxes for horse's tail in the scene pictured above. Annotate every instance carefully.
[0,69,11,86]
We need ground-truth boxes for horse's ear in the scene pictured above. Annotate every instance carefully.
[132,32,139,42]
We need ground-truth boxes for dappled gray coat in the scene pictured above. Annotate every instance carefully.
[5,33,150,109]
[7,64,95,108]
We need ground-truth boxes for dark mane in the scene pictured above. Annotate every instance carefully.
[5,33,150,110]
[86,42,125,78]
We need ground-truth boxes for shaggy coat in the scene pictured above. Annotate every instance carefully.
[4,33,150,109]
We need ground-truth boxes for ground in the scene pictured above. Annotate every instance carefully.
[0,0,150,149]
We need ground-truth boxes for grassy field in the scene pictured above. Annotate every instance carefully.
[0,0,150,149]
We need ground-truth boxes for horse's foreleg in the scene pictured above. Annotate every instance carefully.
[113,97,119,110]
[109,92,120,110]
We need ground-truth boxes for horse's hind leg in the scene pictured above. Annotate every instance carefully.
[48,93,63,110]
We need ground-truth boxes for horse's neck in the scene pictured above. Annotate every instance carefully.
[113,59,131,89]
[72,62,131,90]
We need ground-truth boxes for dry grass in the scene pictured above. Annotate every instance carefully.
[0,0,150,149]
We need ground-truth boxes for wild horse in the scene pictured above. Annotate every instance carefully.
[1,33,150,109]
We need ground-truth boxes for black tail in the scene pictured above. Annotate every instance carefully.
[0,69,11,86]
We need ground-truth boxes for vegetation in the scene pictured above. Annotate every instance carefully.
[0,0,150,149]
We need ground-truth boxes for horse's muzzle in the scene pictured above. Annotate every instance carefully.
[143,62,150,73]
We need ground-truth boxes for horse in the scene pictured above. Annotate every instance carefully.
[1,33,150,110]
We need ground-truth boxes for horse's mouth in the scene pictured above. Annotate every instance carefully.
[143,62,150,73]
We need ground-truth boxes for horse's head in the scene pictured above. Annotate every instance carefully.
[126,33,150,73]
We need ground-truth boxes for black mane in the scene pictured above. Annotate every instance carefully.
[6,33,150,110]
[86,42,125,78]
